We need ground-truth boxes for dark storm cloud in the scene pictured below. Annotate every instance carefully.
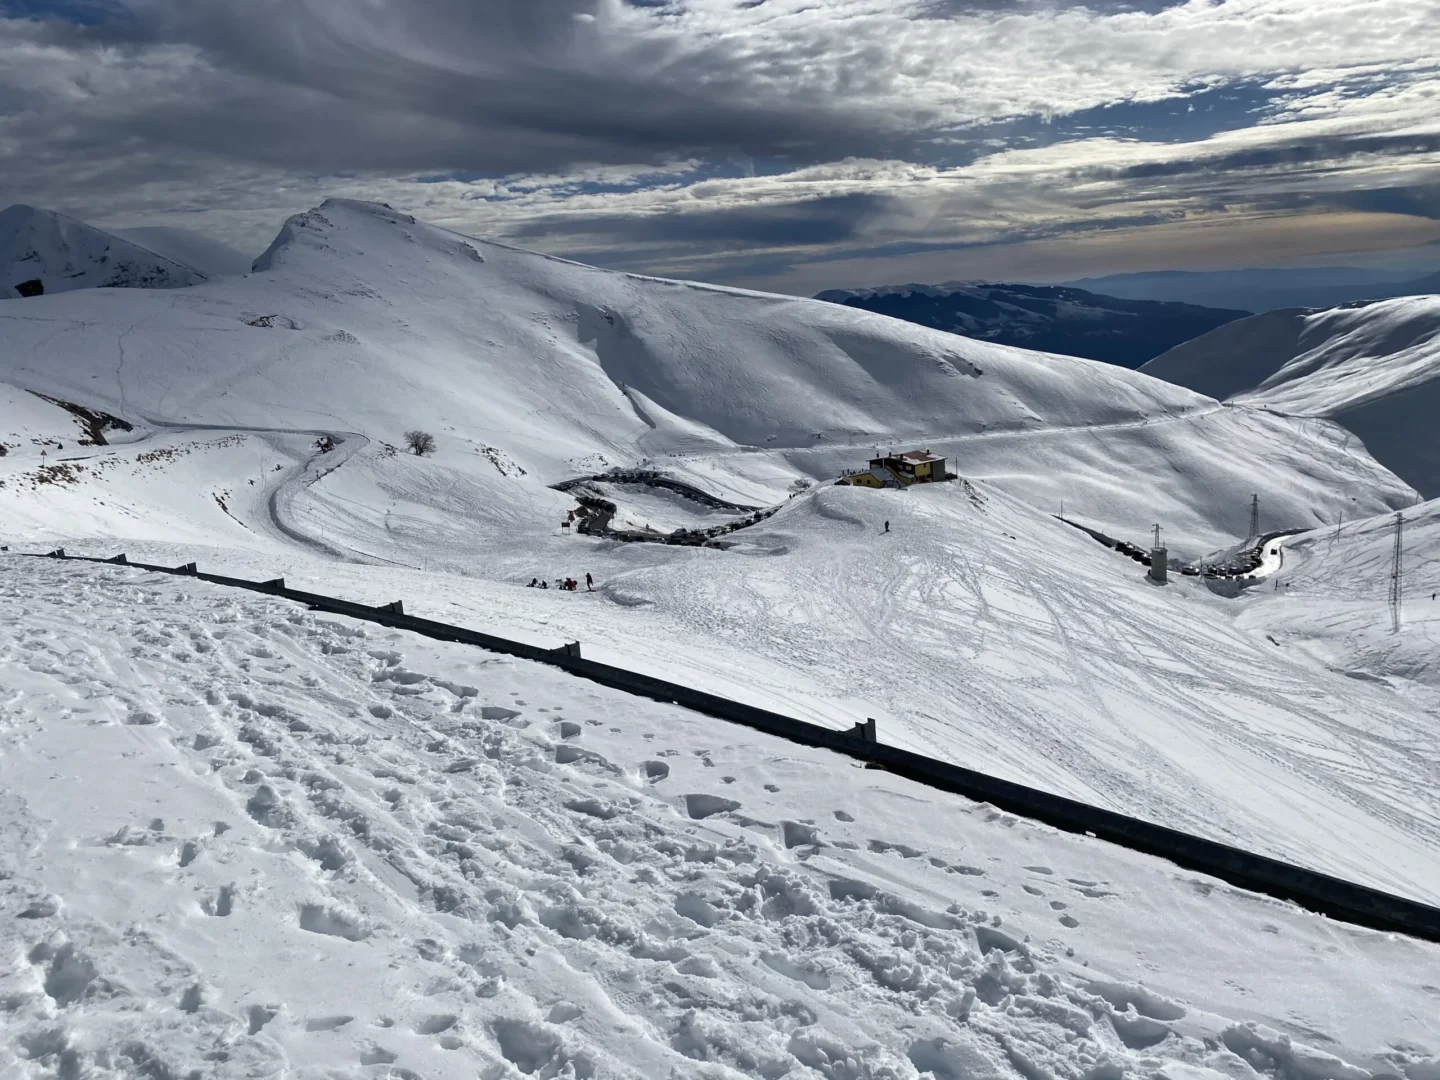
[509,193,890,247]
[2,0,1439,287]
[1108,133,1440,181]
[60,0,921,176]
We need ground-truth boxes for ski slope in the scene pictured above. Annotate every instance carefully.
[0,199,1437,1074]
[1237,498,1440,696]
[2,558,1436,1079]
[1142,297,1440,497]
[1,205,207,298]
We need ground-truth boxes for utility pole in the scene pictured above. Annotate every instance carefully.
[1389,511,1404,632]
[1248,494,1260,541]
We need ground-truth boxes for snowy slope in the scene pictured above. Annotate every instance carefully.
[815,281,1249,368]
[114,226,252,278]
[1,199,1438,1071]
[1236,497,1440,695]
[1142,297,1440,496]
[0,198,1413,552]
[0,205,207,298]
[0,198,1431,897]
[2,558,1437,1080]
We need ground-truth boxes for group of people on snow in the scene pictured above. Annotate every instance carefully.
[528,572,594,592]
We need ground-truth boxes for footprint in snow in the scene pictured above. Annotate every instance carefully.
[684,794,740,819]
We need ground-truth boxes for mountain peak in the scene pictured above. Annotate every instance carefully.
[1,203,207,299]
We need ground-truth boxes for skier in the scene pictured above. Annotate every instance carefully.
[884,520,890,533]
[540,580,549,589]
[527,578,538,588]
[586,572,594,592]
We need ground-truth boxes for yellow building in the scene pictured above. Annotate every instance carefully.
[839,450,948,488]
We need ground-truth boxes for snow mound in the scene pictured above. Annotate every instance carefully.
[0,204,207,298]
[1142,297,1440,495]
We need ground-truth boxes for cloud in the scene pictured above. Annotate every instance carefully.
[1,0,1438,286]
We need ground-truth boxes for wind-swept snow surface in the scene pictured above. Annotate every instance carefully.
[2,560,1436,1079]
[1142,297,1440,496]
[0,205,207,298]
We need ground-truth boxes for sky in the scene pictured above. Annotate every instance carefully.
[2,0,1440,293]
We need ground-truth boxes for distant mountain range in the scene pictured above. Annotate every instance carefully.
[1064,266,1440,315]
[814,282,1250,368]
[1,204,249,299]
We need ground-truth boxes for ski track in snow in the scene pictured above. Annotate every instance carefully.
[2,560,1437,1079]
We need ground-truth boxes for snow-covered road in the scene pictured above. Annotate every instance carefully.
[4,559,1437,1078]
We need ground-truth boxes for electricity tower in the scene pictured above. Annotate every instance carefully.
[1389,512,1404,632]
[1248,494,1260,540]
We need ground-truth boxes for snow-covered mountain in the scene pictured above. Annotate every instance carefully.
[2,199,1437,1076]
[815,281,1249,368]
[114,225,252,278]
[0,198,1406,548]
[1,204,208,298]
[1142,296,1440,496]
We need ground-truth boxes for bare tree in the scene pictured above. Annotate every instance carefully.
[404,430,436,456]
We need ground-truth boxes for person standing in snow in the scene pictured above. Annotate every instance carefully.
[884,520,890,533]
[586,572,594,591]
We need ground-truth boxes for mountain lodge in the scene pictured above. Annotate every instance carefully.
[840,450,950,489]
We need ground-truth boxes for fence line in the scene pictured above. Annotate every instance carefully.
[16,548,1440,946]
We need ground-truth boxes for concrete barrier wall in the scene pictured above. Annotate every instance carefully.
[20,548,1440,945]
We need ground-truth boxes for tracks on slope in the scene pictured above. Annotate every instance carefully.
[13,547,1440,946]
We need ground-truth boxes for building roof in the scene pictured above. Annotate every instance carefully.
[897,450,943,463]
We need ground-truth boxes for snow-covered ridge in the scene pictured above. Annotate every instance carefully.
[1,204,208,299]
[1142,296,1440,495]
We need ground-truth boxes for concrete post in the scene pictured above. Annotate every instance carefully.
[1149,548,1168,584]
